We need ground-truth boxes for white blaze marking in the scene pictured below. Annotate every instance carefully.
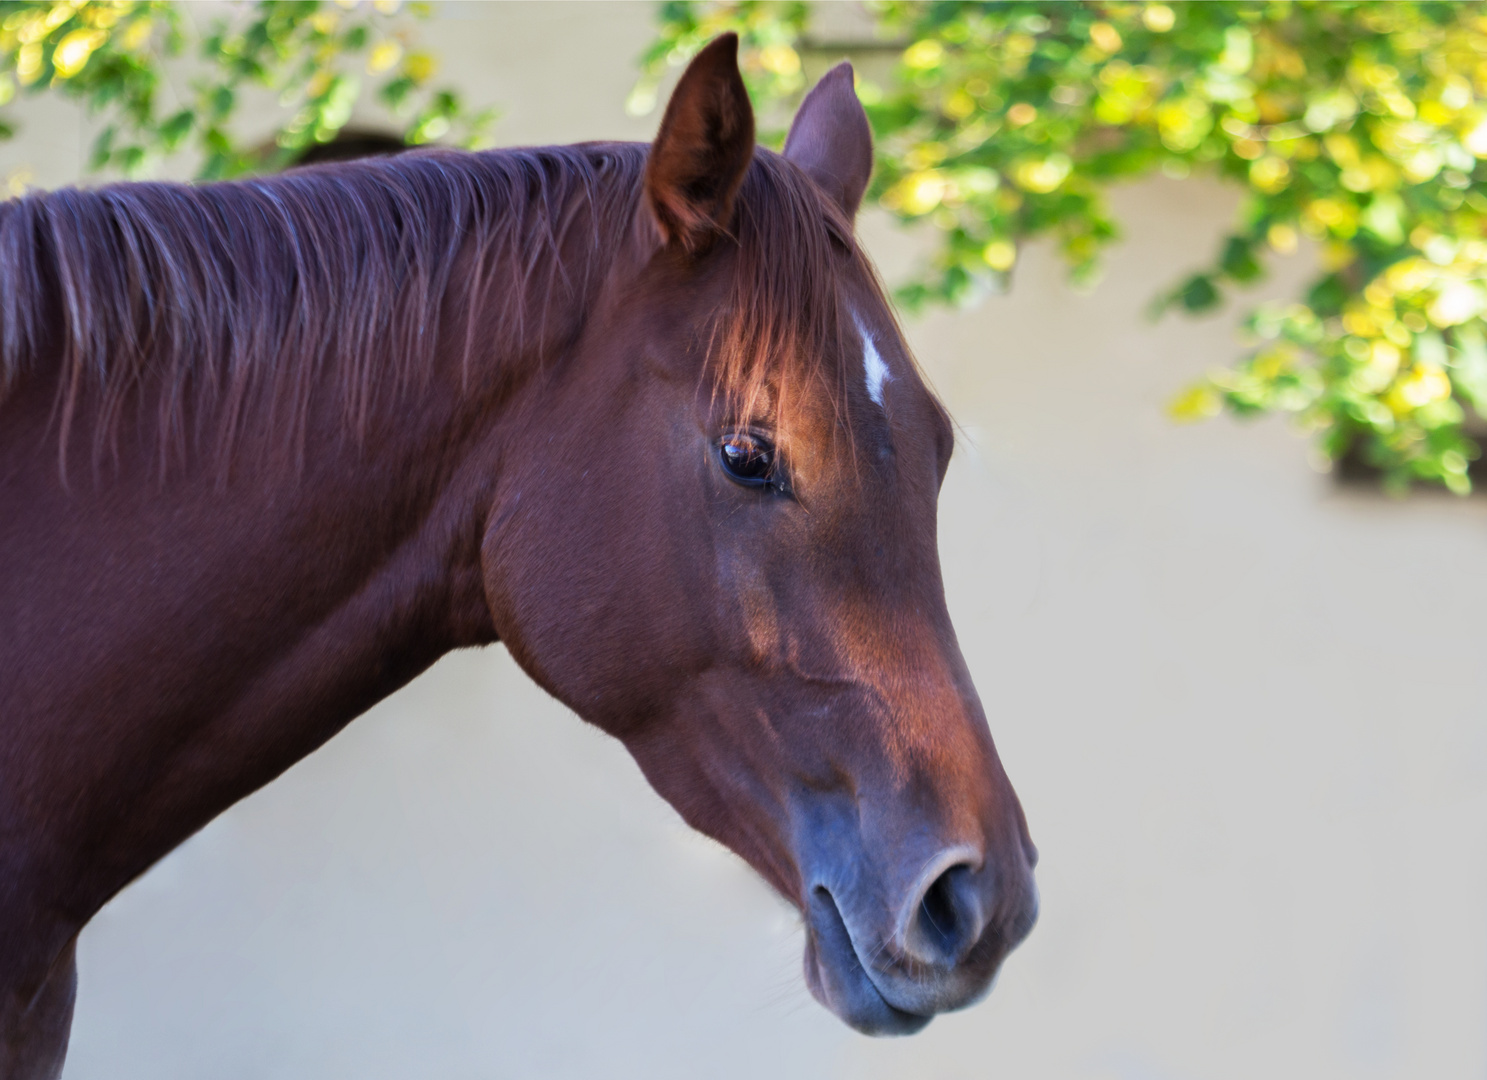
[854,311,891,407]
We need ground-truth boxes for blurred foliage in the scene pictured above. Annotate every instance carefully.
[0,0,493,181]
[644,1,1487,494]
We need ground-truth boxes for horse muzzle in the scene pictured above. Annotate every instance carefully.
[800,844,1039,1035]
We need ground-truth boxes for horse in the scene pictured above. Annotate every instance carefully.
[0,35,1037,1076]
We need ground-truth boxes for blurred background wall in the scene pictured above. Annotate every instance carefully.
[4,3,1486,1078]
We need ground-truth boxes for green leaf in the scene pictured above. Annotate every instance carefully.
[1178,274,1221,313]
[158,109,195,150]
[1219,237,1262,285]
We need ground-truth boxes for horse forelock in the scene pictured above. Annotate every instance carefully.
[710,148,870,440]
[0,140,894,470]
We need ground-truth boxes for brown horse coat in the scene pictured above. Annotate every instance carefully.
[0,37,1036,1077]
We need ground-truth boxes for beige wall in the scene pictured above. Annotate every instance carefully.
[6,4,1485,1078]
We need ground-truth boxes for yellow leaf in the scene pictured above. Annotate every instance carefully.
[1385,257,1435,295]
[1267,223,1298,254]
[904,142,946,170]
[1232,138,1264,160]
[981,239,1016,271]
[1466,119,1487,157]
[903,40,943,70]
[1428,280,1484,326]
[53,27,107,79]
[1013,154,1071,193]
[1169,384,1222,422]
[1089,21,1122,54]
[121,16,153,52]
[1387,362,1452,411]
[1419,100,1452,126]
[885,171,947,215]
[1403,147,1443,183]
[82,5,121,30]
[5,167,34,198]
[758,44,800,77]
[943,89,976,121]
[16,41,42,86]
[367,39,401,74]
[1144,5,1175,32]
[403,51,436,84]
[1323,132,1361,167]
[27,3,78,42]
[1321,242,1354,271]
[1304,198,1352,230]
[1251,351,1285,380]
[1351,340,1400,393]
[1007,102,1037,127]
[1249,156,1290,192]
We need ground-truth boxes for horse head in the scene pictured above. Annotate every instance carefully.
[480,36,1037,1035]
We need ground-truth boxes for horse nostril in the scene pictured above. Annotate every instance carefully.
[905,860,983,966]
[919,869,960,950]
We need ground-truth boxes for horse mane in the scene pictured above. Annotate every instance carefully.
[0,140,859,467]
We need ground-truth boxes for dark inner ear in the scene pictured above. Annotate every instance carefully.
[782,62,873,221]
[645,33,756,254]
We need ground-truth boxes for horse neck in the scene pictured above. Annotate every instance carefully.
[20,150,638,656]
[0,165,636,948]
[1,150,651,999]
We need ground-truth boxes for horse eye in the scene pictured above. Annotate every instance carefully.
[719,432,777,487]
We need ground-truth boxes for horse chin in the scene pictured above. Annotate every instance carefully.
[802,889,934,1037]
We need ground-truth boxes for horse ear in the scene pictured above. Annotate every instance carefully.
[782,62,873,220]
[645,34,756,253]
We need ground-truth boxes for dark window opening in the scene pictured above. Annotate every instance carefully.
[289,129,410,168]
